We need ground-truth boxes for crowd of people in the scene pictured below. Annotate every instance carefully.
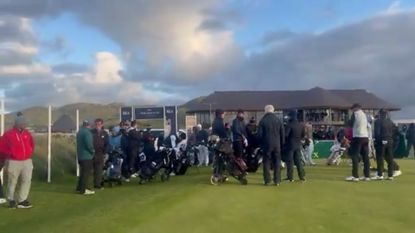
[0,102,410,209]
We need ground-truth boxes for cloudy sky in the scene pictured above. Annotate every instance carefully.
[1,0,415,117]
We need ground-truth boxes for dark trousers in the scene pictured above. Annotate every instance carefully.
[93,154,105,188]
[0,159,5,198]
[286,148,305,180]
[263,148,281,184]
[350,137,370,178]
[77,159,93,193]
[375,142,394,178]
[233,141,244,158]
[128,149,139,175]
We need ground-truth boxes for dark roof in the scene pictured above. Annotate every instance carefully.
[182,87,400,112]
[52,114,76,133]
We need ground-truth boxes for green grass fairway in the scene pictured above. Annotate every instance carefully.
[1,160,414,233]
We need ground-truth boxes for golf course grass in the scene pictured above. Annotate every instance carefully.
[1,159,414,233]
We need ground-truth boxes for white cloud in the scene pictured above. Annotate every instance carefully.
[0,63,50,75]
[85,52,123,84]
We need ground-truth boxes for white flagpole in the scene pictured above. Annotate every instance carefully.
[47,105,52,183]
[76,109,80,177]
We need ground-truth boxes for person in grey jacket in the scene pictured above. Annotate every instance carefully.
[257,105,285,186]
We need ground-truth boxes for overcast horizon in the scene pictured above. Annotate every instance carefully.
[1,0,415,118]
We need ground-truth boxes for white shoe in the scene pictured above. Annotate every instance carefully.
[0,198,7,205]
[345,176,359,182]
[83,189,95,195]
[393,170,402,177]
[371,176,384,181]
[131,173,138,178]
[360,177,371,182]
[386,176,394,181]
[169,172,176,176]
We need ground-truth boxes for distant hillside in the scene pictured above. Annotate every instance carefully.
[5,103,187,131]
[5,103,122,130]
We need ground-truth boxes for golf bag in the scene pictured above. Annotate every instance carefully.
[245,147,263,173]
[103,149,124,187]
[172,148,191,175]
[138,147,172,184]
[327,139,349,165]
[210,138,248,185]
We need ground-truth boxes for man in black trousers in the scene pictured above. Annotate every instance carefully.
[257,105,285,186]
[91,118,109,189]
[373,109,396,180]
[285,110,306,182]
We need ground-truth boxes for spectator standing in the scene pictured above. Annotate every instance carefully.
[346,104,371,182]
[2,114,35,208]
[91,118,109,189]
[231,110,248,158]
[257,105,285,186]
[76,120,95,195]
[284,110,306,182]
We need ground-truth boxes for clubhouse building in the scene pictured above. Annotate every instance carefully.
[182,87,399,127]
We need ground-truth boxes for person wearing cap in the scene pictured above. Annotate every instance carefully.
[212,109,227,139]
[231,109,248,158]
[196,124,209,166]
[284,110,306,182]
[373,109,397,180]
[346,103,371,182]
[76,120,95,195]
[257,105,285,186]
[1,114,35,208]
[91,118,109,189]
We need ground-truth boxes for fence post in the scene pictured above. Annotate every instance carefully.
[76,109,80,177]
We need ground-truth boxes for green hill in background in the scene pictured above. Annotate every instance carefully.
[5,103,187,131]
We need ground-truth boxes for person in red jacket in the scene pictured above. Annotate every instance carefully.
[2,113,35,209]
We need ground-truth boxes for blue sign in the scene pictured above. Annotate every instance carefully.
[135,107,164,120]
[120,107,133,122]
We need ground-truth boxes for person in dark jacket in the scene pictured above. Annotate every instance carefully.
[76,120,95,195]
[257,105,285,186]
[142,127,156,159]
[91,118,109,189]
[406,123,415,157]
[373,109,396,180]
[246,117,258,156]
[127,120,141,178]
[284,110,306,182]
[212,109,227,139]
[231,110,247,158]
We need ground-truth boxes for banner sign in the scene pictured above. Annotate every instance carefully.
[164,106,177,135]
[134,107,164,120]
[120,107,133,122]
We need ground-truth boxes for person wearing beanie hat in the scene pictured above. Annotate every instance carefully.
[76,119,95,195]
[373,109,398,180]
[2,113,35,208]
[231,109,247,159]
[257,105,285,186]
[284,110,306,182]
[212,109,227,139]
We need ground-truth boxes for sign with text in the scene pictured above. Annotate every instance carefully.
[164,106,177,135]
[120,107,133,122]
[134,107,164,120]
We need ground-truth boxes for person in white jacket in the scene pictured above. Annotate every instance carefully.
[346,104,371,182]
